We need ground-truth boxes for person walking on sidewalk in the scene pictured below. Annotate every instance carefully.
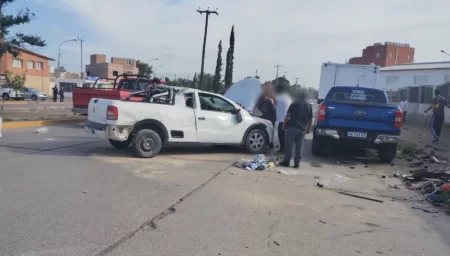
[52,86,58,102]
[275,85,292,152]
[424,89,450,143]
[399,97,409,124]
[59,88,65,102]
[279,90,313,168]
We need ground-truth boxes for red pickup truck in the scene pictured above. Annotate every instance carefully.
[72,75,152,114]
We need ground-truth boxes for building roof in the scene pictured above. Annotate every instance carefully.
[14,47,55,61]
[381,61,450,71]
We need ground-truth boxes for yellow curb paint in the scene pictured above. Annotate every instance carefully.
[1,118,86,129]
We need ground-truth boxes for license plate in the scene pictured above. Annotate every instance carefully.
[347,131,367,138]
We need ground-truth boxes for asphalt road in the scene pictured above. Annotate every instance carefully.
[0,124,449,256]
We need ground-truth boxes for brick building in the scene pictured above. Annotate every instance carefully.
[0,47,55,93]
[85,54,138,79]
[349,42,415,67]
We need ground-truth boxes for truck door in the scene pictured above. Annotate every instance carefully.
[194,92,245,143]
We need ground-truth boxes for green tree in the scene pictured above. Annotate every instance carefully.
[0,0,46,57]
[224,25,235,88]
[212,40,223,93]
[136,60,153,77]
[191,73,198,88]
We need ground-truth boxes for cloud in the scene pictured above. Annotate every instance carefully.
[39,0,450,87]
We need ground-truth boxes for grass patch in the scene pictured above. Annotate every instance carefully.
[398,140,422,155]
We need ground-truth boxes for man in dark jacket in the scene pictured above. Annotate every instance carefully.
[279,90,313,168]
[52,86,58,102]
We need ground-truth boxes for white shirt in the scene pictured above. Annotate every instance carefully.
[275,94,293,122]
[399,100,408,112]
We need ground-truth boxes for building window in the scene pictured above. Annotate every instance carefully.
[386,76,399,85]
[126,60,133,65]
[59,82,77,93]
[445,75,450,82]
[28,61,35,69]
[407,55,411,60]
[414,76,428,85]
[112,71,119,76]
[12,59,23,68]
[389,52,393,58]
[36,62,43,70]
[375,53,380,58]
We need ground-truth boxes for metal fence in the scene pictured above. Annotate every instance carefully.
[385,82,450,103]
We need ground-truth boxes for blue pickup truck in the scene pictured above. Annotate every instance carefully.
[312,86,403,162]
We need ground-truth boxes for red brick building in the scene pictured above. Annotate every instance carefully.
[349,42,415,67]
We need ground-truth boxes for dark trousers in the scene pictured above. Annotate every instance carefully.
[403,111,407,123]
[60,95,64,102]
[431,115,444,137]
[283,127,306,165]
[278,122,285,151]
[52,94,57,102]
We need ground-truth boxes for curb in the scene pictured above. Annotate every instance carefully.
[1,101,72,105]
[1,118,86,129]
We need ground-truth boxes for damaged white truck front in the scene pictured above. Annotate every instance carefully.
[84,86,274,158]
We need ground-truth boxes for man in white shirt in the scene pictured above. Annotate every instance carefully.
[275,86,293,152]
[399,97,408,124]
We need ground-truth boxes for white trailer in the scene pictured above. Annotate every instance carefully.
[318,62,380,103]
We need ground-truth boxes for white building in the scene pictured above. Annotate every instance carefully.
[378,61,450,91]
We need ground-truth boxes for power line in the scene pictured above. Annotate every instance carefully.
[197,7,218,90]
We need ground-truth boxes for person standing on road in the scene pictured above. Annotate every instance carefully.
[399,97,409,124]
[424,89,450,143]
[52,86,58,102]
[255,82,277,126]
[275,85,292,152]
[59,88,65,102]
[279,90,313,168]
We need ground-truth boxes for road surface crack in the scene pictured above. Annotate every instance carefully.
[94,164,233,256]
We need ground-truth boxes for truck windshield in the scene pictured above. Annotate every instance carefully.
[327,87,387,103]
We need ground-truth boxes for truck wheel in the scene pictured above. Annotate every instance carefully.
[311,135,323,156]
[132,129,162,158]
[2,93,9,100]
[245,129,267,154]
[108,139,131,149]
[379,144,397,163]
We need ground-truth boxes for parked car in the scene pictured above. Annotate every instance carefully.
[84,85,274,158]
[312,86,402,162]
[72,75,153,115]
[0,84,24,100]
[24,87,47,101]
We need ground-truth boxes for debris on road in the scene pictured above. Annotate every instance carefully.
[411,204,439,213]
[310,162,323,168]
[338,191,384,203]
[381,175,387,179]
[389,184,400,189]
[83,191,88,194]
[273,241,280,246]
[279,169,301,175]
[314,176,320,179]
[319,220,326,224]
[234,154,277,171]
[36,127,48,134]
[316,183,324,188]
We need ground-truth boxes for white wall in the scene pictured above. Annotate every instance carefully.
[378,69,450,91]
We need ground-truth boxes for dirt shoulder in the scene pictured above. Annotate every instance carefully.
[0,108,77,121]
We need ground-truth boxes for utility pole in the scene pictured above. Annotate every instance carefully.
[255,69,258,77]
[295,77,299,85]
[197,7,218,90]
[78,37,85,79]
[274,64,282,87]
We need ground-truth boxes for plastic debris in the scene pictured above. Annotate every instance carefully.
[278,169,301,175]
[316,183,324,188]
[389,184,400,189]
[36,127,48,134]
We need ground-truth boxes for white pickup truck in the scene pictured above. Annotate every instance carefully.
[85,86,274,158]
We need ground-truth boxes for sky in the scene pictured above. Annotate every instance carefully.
[6,0,450,88]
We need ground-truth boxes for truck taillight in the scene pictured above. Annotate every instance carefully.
[106,106,118,120]
[318,104,327,121]
[394,110,402,128]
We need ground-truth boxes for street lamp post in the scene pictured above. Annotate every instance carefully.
[147,58,158,77]
[441,50,450,57]
[57,39,77,78]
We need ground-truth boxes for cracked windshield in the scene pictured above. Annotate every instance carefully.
[1,0,450,255]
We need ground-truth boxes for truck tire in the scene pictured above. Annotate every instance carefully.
[108,139,131,149]
[2,93,9,100]
[132,129,162,158]
[311,135,323,156]
[379,144,397,163]
[245,129,267,154]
